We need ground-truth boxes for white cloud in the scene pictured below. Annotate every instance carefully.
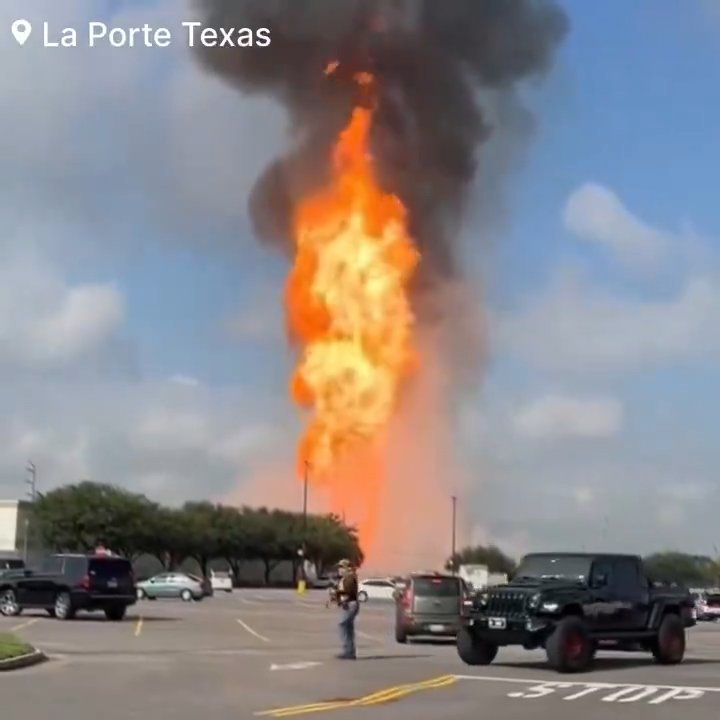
[0,381,291,503]
[564,182,671,270]
[495,268,720,373]
[169,374,201,387]
[0,249,124,371]
[512,394,623,439]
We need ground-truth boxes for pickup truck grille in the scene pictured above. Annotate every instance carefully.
[486,592,527,617]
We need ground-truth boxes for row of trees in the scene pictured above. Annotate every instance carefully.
[447,545,720,587]
[30,482,363,583]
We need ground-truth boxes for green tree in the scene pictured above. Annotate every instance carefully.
[445,544,516,576]
[34,481,159,559]
[305,514,363,574]
[643,552,719,586]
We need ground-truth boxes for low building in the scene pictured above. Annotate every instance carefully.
[0,499,33,557]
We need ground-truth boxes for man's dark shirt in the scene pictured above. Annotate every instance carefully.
[338,573,358,603]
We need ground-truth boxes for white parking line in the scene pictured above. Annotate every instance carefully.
[9,618,39,632]
[237,618,271,643]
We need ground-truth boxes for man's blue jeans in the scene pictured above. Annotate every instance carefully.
[338,601,360,657]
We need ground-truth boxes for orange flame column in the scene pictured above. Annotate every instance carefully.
[285,75,419,549]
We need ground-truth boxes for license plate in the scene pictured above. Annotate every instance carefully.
[429,624,445,633]
[107,579,118,588]
[489,617,506,629]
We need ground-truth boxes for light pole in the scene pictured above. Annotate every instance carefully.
[25,461,37,501]
[23,461,37,562]
[451,495,457,575]
[298,460,310,594]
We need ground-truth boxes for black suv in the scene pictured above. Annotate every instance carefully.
[0,552,136,621]
[458,552,695,673]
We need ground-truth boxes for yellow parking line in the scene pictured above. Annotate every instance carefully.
[361,676,457,706]
[254,674,457,716]
[10,618,39,632]
[134,616,144,637]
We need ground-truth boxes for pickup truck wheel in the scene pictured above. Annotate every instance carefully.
[0,589,21,617]
[546,616,593,673]
[651,613,685,665]
[54,592,75,620]
[456,627,498,665]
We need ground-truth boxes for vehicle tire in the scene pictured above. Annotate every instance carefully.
[54,591,75,620]
[651,613,685,665]
[395,626,408,644]
[0,589,22,617]
[358,591,368,603]
[136,588,146,600]
[456,627,498,665]
[546,616,593,673]
[105,605,126,621]
[180,589,193,602]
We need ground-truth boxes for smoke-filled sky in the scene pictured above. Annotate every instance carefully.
[0,0,719,560]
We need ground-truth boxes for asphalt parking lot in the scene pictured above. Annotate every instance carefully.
[2,590,720,719]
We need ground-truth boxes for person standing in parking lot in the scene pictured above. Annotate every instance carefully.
[334,559,359,660]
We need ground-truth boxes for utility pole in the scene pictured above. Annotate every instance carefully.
[451,495,457,575]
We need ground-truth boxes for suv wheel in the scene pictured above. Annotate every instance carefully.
[546,616,593,673]
[456,627,498,665]
[651,613,685,665]
[0,589,21,617]
[105,605,126,621]
[54,591,75,620]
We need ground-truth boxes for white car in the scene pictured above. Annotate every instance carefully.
[210,570,233,593]
[357,577,397,602]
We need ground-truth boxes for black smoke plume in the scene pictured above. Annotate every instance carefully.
[193,0,568,288]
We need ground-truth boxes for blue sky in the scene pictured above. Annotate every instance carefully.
[0,0,718,566]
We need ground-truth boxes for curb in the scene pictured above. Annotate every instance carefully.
[0,649,47,672]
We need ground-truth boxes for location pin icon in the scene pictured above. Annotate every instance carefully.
[11,19,32,46]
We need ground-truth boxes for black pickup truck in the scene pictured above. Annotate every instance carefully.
[457,552,695,673]
[0,552,136,621]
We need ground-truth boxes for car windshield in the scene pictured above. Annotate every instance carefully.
[0,559,24,570]
[513,555,591,582]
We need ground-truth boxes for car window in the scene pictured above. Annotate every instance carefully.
[40,557,64,574]
[611,558,642,592]
[412,577,461,597]
[64,556,89,581]
[590,560,613,587]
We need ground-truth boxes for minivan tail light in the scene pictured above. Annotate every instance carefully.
[402,587,413,609]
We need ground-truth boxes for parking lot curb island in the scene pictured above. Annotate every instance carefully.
[0,649,48,672]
